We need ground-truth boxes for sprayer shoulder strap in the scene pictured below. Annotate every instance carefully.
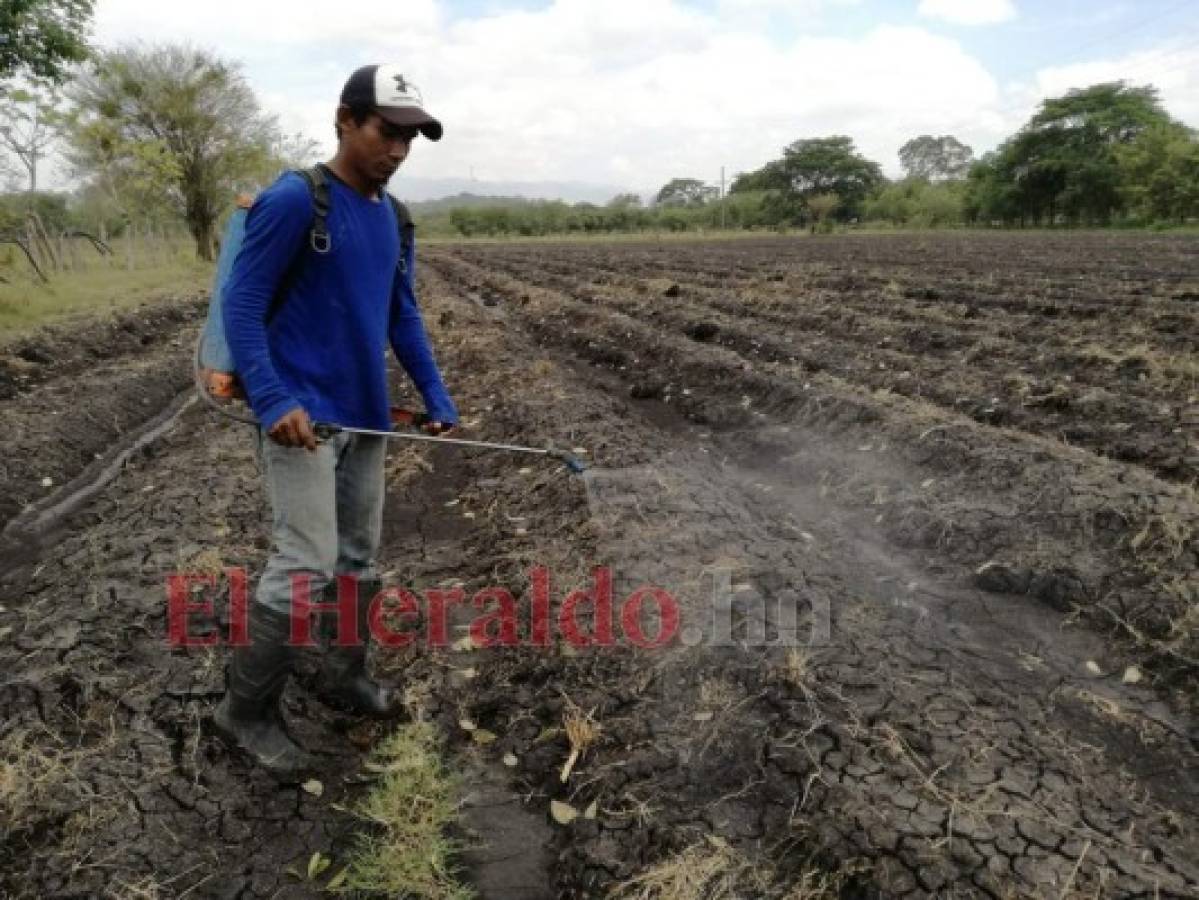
[265,165,414,322]
[386,194,414,277]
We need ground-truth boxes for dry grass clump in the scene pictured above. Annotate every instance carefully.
[0,727,84,837]
[777,648,812,690]
[336,723,472,899]
[609,835,764,900]
[698,677,740,711]
[108,876,167,900]
[609,835,851,900]
[561,698,601,783]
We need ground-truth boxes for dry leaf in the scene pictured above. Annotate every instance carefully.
[459,718,477,732]
[550,800,578,825]
[503,753,519,767]
[1122,666,1143,685]
[301,779,324,798]
[472,729,497,745]
[584,799,599,820]
[1085,660,1103,676]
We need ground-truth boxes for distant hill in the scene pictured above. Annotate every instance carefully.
[392,176,644,206]
[408,193,543,214]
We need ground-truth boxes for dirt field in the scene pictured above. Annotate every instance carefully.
[1,232,1196,897]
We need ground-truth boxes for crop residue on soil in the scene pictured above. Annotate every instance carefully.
[1,233,1197,898]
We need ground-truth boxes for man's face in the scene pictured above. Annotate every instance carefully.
[339,110,420,183]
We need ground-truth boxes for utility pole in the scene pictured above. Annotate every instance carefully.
[720,166,726,231]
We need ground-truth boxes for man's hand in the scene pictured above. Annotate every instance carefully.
[268,407,317,451]
[422,420,455,436]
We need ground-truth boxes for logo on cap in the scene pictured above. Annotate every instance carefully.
[393,74,409,94]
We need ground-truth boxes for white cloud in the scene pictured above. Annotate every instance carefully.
[717,0,862,20]
[85,0,1012,189]
[93,0,442,48]
[918,0,1017,27]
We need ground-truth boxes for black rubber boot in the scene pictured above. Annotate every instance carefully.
[213,603,318,781]
[317,578,402,718]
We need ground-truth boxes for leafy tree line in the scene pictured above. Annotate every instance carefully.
[965,83,1199,226]
[434,191,776,237]
[438,81,1198,237]
[726,83,1197,229]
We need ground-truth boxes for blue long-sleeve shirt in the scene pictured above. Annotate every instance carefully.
[222,170,458,432]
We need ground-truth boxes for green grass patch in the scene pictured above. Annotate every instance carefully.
[0,259,212,338]
[334,722,472,899]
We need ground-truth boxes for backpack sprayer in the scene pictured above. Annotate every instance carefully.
[195,178,585,475]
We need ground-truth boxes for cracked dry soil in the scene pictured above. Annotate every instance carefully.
[1,232,1197,898]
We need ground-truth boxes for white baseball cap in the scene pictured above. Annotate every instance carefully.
[339,64,443,141]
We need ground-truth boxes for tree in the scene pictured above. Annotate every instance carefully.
[67,45,286,260]
[0,0,94,85]
[963,81,1175,226]
[1030,82,1168,144]
[1017,82,1173,224]
[607,192,642,209]
[773,136,883,223]
[866,178,966,228]
[729,160,786,194]
[269,131,320,175]
[898,134,974,181]
[0,188,71,231]
[1116,123,1199,223]
[806,192,840,231]
[655,178,716,207]
[0,83,66,191]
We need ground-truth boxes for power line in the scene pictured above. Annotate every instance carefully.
[1053,0,1197,67]
[1013,0,1199,76]
[1049,38,1199,83]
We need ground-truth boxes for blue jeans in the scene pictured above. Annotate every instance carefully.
[254,429,387,616]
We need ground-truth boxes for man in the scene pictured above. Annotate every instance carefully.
[214,65,458,778]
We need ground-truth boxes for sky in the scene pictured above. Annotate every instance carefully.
[86,0,1199,197]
